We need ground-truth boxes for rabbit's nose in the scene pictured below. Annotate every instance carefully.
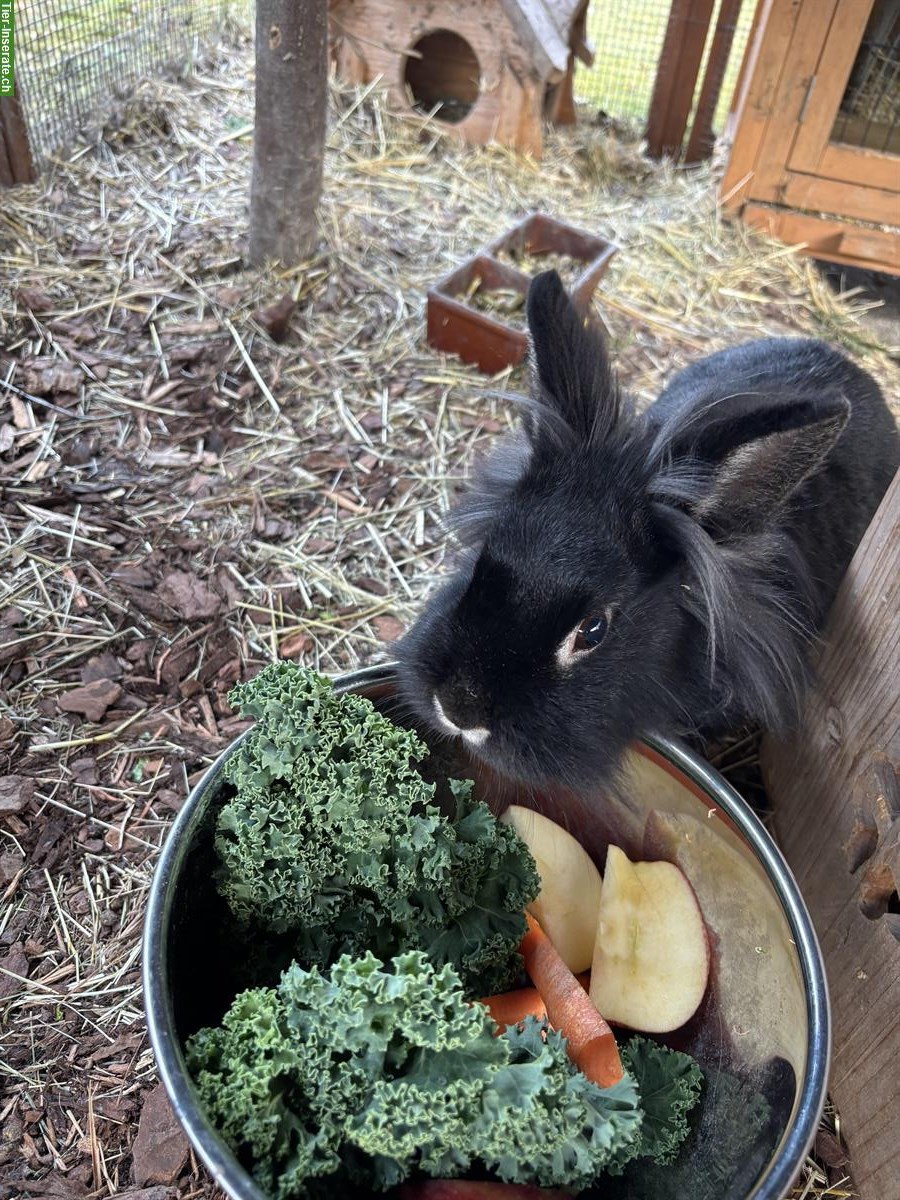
[433,690,490,746]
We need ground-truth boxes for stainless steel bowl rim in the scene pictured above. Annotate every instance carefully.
[142,662,831,1200]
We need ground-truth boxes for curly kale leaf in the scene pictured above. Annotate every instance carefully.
[479,1020,642,1191]
[215,663,539,994]
[186,952,643,1199]
[607,1037,704,1173]
[605,1061,773,1200]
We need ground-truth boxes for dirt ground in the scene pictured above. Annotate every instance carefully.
[2,27,895,1200]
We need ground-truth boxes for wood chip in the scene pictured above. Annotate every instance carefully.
[372,615,405,642]
[58,679,124,722]
[0,775,35,815]
[131,1082,190,1187]
[157,571,222,620]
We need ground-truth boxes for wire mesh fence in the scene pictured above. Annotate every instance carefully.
[574,0,754,135]
[15,0,247,164]
[832,0,900,154]
[11,0,756,172]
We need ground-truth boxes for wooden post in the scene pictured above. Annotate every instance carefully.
[761,467,900,1200]
[0,96,36,186]
[249,0,328,266]
[646,0,716,159]
[683,0,744,163]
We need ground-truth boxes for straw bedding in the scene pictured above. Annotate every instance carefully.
[1,24,891,1199]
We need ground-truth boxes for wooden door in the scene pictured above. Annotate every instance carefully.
[721,0,900,275]
[782,0,900,225]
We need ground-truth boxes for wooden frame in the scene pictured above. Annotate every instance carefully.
[743,205,900,273]
[0,96,36,187]
[761,468,900,1200]
[721,0,900,275]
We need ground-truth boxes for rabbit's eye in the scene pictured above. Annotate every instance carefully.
[574,615,609,652]
[556,607,615,669]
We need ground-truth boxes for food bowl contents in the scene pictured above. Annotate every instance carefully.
[214,664,539,996]
[453,276,527,328]
[484,213,618,314]
[500,805,603,973]
[182,664,717,1197]
[519,912,623,1088]
[187,947,699,1197]
[494,248,585,289]
[589,846,710,1035]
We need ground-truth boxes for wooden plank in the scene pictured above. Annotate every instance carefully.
[501,0,581,74]
[719,0,804,210]
[726,0,765,119]
[779,172,900,226]
[0,119,13,188]
[761,467,900,1200]
[546,0,590,126]
[646,0,716,159]
[684,0,744,163]
[746,0,840,198]
[545,54,578,125]
[813,140,900,193]
[787,0,876,175]
[742,203,900,274]
[0,96,36,185]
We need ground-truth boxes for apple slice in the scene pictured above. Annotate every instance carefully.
[501,805,603,973]
[589,845,709,1033]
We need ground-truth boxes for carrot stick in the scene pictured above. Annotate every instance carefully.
[478,986,548,1031]
[520,914,623,1088]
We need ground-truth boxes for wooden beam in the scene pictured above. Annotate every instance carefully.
[718,0,812,212]
[742,204,900,275]
[646,0,716,159]
[0,115,13,187]
[726,0,765,121]
[779,172,900,228]
[683,0,744,163]
[0,95,36,186]
[761,466,900,1200]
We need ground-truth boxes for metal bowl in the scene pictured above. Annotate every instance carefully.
[143,663,830,1200]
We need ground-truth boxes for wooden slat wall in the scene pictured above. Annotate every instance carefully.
[762,468,900,1200]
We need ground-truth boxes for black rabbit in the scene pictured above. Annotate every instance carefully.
[397,269,899,788]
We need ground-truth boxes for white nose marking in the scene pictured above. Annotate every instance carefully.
[433,694,460,735]
[432,695,490,745]
[461,726,490,746]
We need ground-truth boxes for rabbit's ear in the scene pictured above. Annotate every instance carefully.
[525,270,618,446]
[652,389,850,536]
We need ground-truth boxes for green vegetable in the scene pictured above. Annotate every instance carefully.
[605,1062,773,1200]
[196,664,706,1197]
[609,1037,704,1172]
[186,950,644,1199]
[216,663,540,994]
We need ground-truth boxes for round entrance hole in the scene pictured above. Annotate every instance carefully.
[404,30,481,124]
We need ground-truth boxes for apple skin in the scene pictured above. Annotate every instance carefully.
[397,1181,572,1199]
[643,809,807,1072]
[500,805,603,973]
[589,845,710,1034]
